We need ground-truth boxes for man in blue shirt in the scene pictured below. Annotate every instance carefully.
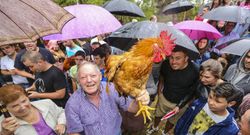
[65,62,150,135]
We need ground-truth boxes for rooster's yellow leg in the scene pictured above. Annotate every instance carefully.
[135,101,155,123]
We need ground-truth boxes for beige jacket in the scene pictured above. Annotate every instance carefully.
[0,99,66,135]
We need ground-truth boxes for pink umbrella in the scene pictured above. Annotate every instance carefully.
[174,20,222,40]
[43,4,122,40]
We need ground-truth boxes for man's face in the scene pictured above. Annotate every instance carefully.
[93,55,104,68]
[207,91,230,115]
[169,51,188,70]
[49,43,59,51]
[0,45,16,56]
[78,64,102,95]
[91,43,100,51]
[24,41,37,51]
[225,22,236,35]
[23,59,42,72]
[200,70,217,86]
[6,95,32,118]
[62,40,72,47]
[213,0,220,6]
[244,51,250,70]
[239,110,250,135]
[202,7,209,16]
[75,55,86,66]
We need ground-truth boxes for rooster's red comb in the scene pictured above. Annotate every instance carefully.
[159,31,176,56]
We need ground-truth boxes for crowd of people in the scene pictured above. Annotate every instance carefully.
[0,0,250,135]
[0,37,149,135]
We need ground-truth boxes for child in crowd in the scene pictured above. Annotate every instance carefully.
[175,82,243,135]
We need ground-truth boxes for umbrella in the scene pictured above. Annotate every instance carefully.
[203,6,250,23]
[220,38,250,56]
[43,4,122,40]
[107,21,199,58]
[105,37,139,51]
[0,0,74,46]
[162,0,194,15]
[103,0,145,17]
[174,20,223,40]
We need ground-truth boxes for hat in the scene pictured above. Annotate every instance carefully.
[90,37,107,45]
[166,21,174,26]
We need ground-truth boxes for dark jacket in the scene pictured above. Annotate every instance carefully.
[174,98,239,135]
[195,82,211,100]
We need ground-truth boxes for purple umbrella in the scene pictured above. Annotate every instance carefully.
[174,20,222,40]
[43,4,122,40]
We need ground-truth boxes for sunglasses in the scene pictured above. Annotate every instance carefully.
[58,58,65,63]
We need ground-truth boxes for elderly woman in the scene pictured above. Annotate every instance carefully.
[0,84,66,135]
[196,59,224,99]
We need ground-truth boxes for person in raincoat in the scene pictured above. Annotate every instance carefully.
[224,49,250,95]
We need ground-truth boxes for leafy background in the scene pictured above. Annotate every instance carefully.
[54,0,201,23]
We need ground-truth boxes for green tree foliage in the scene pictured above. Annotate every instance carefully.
[53,0,109,7]
[54,0,155,18]
[53,0,198,23]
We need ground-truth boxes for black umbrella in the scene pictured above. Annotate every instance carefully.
[203,6,250,23]
[107,21,199,59]
[162,0,194,15]
[103,0,145,17]
[105,37,138,51]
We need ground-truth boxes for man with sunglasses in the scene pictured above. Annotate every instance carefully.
[21,51,68,108]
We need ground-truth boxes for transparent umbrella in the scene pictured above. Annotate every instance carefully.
[220,38,250,56]
[107,21,199,59]
[203,6,250,23]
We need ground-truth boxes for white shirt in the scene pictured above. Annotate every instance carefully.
[203,103,229,123]
[0,55,28,84]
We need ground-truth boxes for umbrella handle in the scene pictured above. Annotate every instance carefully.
[183,11,187,21]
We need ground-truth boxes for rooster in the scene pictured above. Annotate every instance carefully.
[105,31,175,123]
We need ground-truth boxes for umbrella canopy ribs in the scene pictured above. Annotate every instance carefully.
[0,0,74,46]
